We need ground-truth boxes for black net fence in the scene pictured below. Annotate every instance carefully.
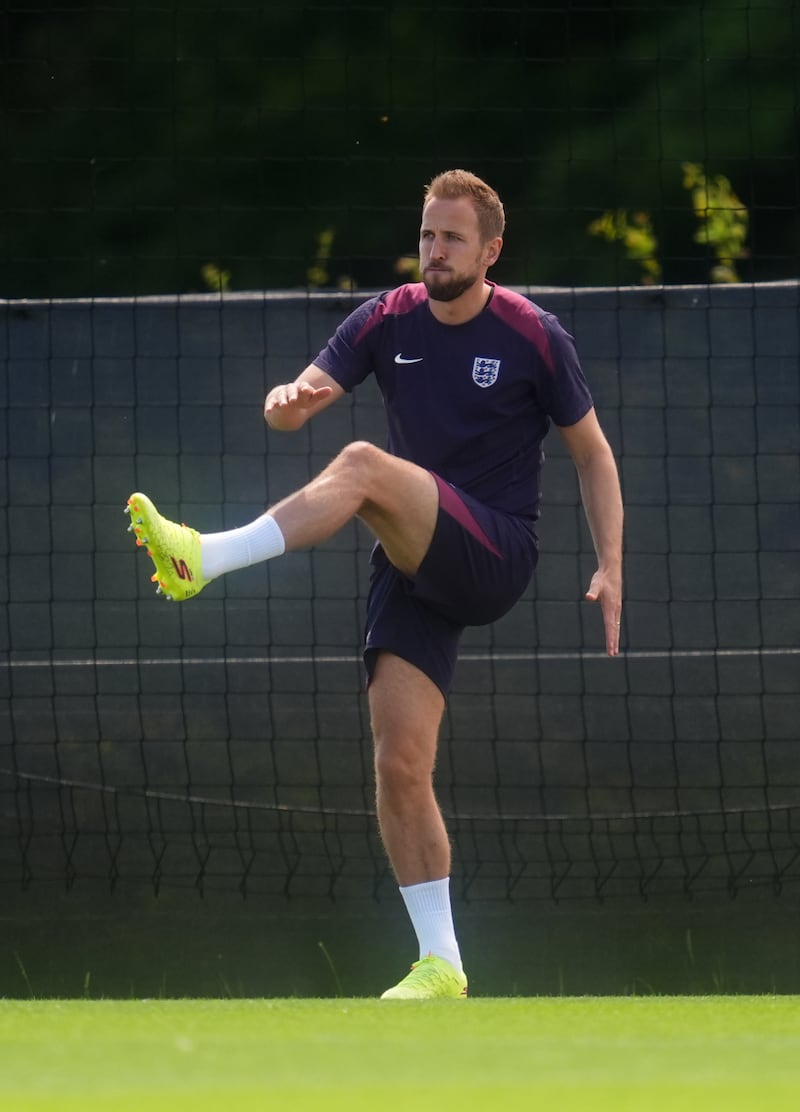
[1,282,798,902]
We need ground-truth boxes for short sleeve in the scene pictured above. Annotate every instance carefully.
[313,296,382,392]
[538,312,594,427]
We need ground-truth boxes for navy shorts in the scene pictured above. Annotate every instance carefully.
[364,474,538,697]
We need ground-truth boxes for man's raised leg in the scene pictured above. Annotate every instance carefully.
[126,441,439,599]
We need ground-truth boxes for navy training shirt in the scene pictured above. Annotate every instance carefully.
[314,281,593,520]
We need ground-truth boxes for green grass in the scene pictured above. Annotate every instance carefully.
[1,997,799,1111]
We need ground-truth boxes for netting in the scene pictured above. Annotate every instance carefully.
[2,282,798,902]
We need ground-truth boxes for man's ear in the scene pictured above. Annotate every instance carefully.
[483,237,503,267]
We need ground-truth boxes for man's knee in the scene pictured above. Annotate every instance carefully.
[374,735,435,801]
[337,440,386,474]
[325,442,388,502]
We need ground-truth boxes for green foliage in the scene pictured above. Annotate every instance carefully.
[587,210,662,285]
[682,162,749,283]
[307,227,336,289]
[588,163,750,284]
[393,255,422,283]
[200,264,232,293]
[307,228,356,291]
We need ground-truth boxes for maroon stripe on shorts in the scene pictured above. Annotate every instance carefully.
[432,474,503,559]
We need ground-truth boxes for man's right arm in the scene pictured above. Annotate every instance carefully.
[264,364,345,431]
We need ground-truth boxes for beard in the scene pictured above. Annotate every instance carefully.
[422,266,482,302]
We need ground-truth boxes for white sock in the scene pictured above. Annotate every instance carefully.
[200,513,286,581]
[399,877,463,974]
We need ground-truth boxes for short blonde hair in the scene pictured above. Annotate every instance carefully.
[423,169,506,242]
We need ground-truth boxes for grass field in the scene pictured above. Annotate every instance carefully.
[1,996,799,1111]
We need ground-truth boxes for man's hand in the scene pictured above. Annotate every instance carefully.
[585,567,623,656]
[264,368,341,431]
[557,409,624,658]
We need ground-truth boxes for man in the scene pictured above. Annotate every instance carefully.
[126,169,623,999]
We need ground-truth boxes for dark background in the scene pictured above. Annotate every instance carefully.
[2,0,799,297]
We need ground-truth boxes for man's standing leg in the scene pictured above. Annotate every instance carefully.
[369,652,467,999]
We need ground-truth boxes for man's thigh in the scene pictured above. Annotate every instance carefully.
[354,448,440,578]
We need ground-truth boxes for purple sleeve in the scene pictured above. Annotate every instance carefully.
[313,296,383,392]
[537,312,594,427]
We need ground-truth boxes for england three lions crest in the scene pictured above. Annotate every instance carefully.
[472,356,501,388]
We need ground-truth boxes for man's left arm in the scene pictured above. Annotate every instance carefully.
[557,408,624,656]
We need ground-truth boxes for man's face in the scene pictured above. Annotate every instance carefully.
[419,197,497,302]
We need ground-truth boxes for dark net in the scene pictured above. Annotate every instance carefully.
[1,283,798,902]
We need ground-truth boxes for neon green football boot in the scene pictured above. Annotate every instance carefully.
[380,955,468,1000]
[125,492,209,602]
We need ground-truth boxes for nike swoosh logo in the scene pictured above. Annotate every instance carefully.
[394,353,424,364]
